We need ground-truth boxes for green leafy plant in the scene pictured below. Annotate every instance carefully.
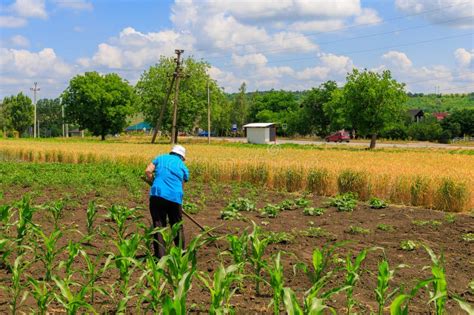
[138,257,167,312]
[263,231,295,244]
[220,207,243,220]
[183,202,200,214]
[32,226,64,281]
[369,197,388,209]
[377,224,394,232]
[226,231,250,266]
[344,249,368,314]
[303,207,325,216]
[28,277,52,315]
[412,220,442,227]
[15,196,36,247]
[80,250,112,305]
[105,205,141,240]
[374,259,398,315]
[278,199,298,210]
[53,276,95,315]
[347,225,370,235]
[462,233,474,242]
[267,252,285,314]
[295,197,310,207]
[444,213,456,223]
[47,199,65,228]
[259,204,280,218]
[2,255,30,314]
[423,245,448,315]
[400,240,418,251]
[226,198,256,212]
[300,227,331,238]
[329,192,358,212]
[86,200,98,238]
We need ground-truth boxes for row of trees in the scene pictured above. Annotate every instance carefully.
[1,56,473,148]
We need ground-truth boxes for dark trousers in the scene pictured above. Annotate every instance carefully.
[149,196,184,258]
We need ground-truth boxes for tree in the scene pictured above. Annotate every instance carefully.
[232,82,249,130]
[37,98,62,137]
[407,116,442,141]
[300,81,337,136]
[62,72,136,140]
[441,109,474,136]
[136,56,226,136]
[2,92,33,137]
[334,69,407,149]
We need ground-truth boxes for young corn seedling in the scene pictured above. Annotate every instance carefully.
[86,200,98,239]
[28,277,52,315]
[0,238,12,270]
[48,199,65,228]
[423,245,447,315]
[80,250,113,305]
[390,278,435,314]
[374,259,398,315]
[226,230,250,267]
[105,205,141,240]
[32,226,64,281]
[58,241,82,279]
[15,196,36,249]
[344,249,368,314]
[267,252,285,315]
[249,222,270,296]
[52,276,95,315]
[283,284,346,315]
[138,257,167,313]
[1,255,30,314]
[198,263,244,315]
[161,271,193,315]
[113,233,141,284]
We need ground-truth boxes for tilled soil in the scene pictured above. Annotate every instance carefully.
[1,183,473,314]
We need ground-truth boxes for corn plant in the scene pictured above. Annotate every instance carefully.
[161,271,193,315]
[15,196,36,247]
[345,249,368,314]
[52,276,96,315]
[138,222,163,256]
[113,233,141,283]
[249,222,270,295]
[138,257,167,312]
[226,230,250,267]
[390,278,435,314]
[283,285,345,315]
[47,199,65,228]
[32,226,64,281]
[80,250,112,305]
[198,263,244,314]
[267,252,285,314]
[28,277,52,315]
[374,259,398,315]
[0,203,13,232]
[59,241,82,279]
[105,205,141,240]
[0,238,12,270]
[423,245,447,314]
[86,200,98,238]
[1,255,30,314]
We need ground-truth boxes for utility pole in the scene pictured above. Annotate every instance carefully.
[171,69,183,144]
[62,104,65,137]
[151,49,184,144]
[30,82,40,138]
[207,80,211,144]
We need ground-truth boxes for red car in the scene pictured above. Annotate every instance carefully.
[325,131,350,142]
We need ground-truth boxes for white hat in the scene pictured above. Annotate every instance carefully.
[171,145,186,160]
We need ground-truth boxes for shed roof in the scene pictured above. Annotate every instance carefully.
[407,109,424,117]
[243,123,275,128]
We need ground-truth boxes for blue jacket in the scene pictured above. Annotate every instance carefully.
[150,154,189,204]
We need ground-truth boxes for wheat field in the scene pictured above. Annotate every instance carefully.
[1,139,472,211]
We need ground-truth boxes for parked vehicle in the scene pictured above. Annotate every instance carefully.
[198,130,215,137]
[325,130,350,142]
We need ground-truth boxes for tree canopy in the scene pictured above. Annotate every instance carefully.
[1,92,33,137]
[62,72,136,140]
[37,98,63,137]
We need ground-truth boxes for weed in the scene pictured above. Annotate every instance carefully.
[183,202,200,214]
[377,224,394,232]
[263,231,295,244]
[329,192,358,212]
[400,240,418,251]
[303,207,325,216]
[347,225,370,235]
[462,233,474,242]
[369,197,388,209]
[444,213,456,223]
[300,227,331,238]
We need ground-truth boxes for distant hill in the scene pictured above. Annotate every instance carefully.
[404,93,474,113]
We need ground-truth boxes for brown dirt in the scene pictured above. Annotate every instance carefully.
[1,182,473,314]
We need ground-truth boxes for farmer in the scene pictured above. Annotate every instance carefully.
[145,145,189,258]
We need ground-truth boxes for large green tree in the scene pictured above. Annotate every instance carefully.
[37,98,63,137]
[136,56,227,136]
[333,69,407,149]
[62,72,136,140]
[300,81,337,136]
[2,92,33,136]
[441,108,474,136]
[232,82,249,130]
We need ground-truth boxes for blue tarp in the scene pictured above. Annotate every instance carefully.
[126,122,152,131]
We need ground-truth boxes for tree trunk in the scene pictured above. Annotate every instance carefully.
[369,134,377,149]
[101,134,105,141]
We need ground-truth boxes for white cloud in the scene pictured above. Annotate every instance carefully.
[73,26,83,32]
[10,0,47,19]
[454,48,473,67]
[0,47,72,77]
[354,8,382,25]
[54,0,93,11]
[382,51,413,69]
[10,34,29,47]
[395,0,474,28]
[295,66,331,80]
[232,53,268,67]
[0,15,27,28]
[288,19,345,32]
[319,52,354,74]
[91,44,123,69]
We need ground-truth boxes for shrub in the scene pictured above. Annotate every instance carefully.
[337,170,369,200]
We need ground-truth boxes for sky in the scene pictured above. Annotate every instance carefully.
[0,0,473,99]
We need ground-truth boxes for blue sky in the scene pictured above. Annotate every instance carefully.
[0,0,473,99]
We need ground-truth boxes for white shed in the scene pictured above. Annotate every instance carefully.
[243,123,277,144]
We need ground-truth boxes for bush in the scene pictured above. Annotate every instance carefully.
[407,116,442,141]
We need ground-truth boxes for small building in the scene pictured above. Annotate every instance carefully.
[125,122,152,133]
[243,123,277,144]
[433,112,448,121]
[407,109,424,122]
